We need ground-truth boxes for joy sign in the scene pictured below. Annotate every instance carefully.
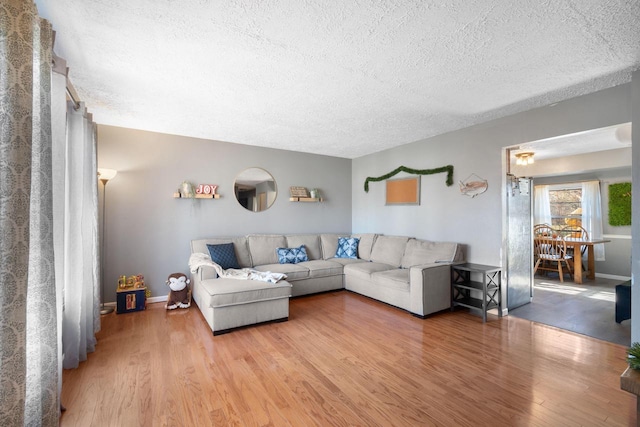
[195,184,218,195]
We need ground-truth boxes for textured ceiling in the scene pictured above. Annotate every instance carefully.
[35,0,640,159]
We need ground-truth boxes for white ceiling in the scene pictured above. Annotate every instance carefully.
[36,0,640,159]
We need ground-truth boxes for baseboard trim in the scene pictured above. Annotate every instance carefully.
[148,295,168,304]
[595,273,632,281]
[487,307,508,317]
[105,295,168,306]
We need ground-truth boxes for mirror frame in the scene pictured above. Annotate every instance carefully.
[233,167,277,212]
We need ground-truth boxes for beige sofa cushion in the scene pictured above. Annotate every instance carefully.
[248,234,286,266]
[191,237,252,268]
[253,263,309,280]
[320,234,342,259]
[299,260,344,278]
[369,235,409,267]
[343,262,395,281]
[372,269,410,291]
[352,233,378,260]
[328,257,367,266]
[401,239,459,268]
[321,233,377,260]
[199,278,291,308]
[286,234,322,260]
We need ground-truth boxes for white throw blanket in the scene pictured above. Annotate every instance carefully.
[188,253,287,284]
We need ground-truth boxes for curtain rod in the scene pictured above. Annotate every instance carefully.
[65,86,80,111]
[534,179,600,187]
[52,43,80,111]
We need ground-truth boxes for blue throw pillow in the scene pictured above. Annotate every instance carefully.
[335,237,359,259]
[277,245,308,264]
[206,243,240,269]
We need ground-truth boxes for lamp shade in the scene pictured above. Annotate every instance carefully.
[97,168,117,182]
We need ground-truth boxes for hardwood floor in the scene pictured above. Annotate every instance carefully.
[60,291,635,426]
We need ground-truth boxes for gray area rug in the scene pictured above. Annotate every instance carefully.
[509,277,631,346]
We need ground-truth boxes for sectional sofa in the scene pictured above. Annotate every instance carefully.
[190,233,464,335]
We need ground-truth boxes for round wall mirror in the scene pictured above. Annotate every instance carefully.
[234,167,277,212]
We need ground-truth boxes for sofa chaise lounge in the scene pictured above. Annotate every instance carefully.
[190,233,463,335]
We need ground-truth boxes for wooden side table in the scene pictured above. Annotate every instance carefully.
[451,263,502,323]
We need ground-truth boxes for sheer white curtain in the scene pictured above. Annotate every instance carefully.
[582,180,605,261]
[55,100,100,369]
[0,1,59,424]
[534,185,552,226]
[51,60,67,410]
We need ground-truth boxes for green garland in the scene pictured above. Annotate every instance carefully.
[364,165,454,192]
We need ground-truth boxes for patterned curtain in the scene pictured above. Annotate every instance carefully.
[0,1,60,425]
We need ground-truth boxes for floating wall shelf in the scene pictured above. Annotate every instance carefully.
[289,197,322,202]
[174,193,221,199]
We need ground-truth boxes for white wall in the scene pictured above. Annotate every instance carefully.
[99,78,638,340]
[352,83,632,268]
[632,70,640,344]
[98,125,352,304]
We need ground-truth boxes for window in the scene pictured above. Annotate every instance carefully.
[535,181,604,260]
[548,185,582,229]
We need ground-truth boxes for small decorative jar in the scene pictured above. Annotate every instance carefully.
[181,181,194,198]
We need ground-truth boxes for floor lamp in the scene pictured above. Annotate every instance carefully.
[98,168,117,315]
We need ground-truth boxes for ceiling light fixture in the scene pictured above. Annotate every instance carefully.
[515,152,535,165]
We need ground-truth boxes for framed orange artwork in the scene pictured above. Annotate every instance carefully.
[386,177,420,205]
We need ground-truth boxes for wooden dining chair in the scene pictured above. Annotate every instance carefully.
[533,225,556,276]
[562,225,589,271]
[533,236,573,282]
[534,224,555,237]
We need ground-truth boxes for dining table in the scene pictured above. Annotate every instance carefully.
[534,237,610,284]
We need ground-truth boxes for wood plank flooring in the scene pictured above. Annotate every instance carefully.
[60,291,635,426]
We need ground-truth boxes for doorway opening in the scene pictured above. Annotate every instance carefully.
[504,123,632,345]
